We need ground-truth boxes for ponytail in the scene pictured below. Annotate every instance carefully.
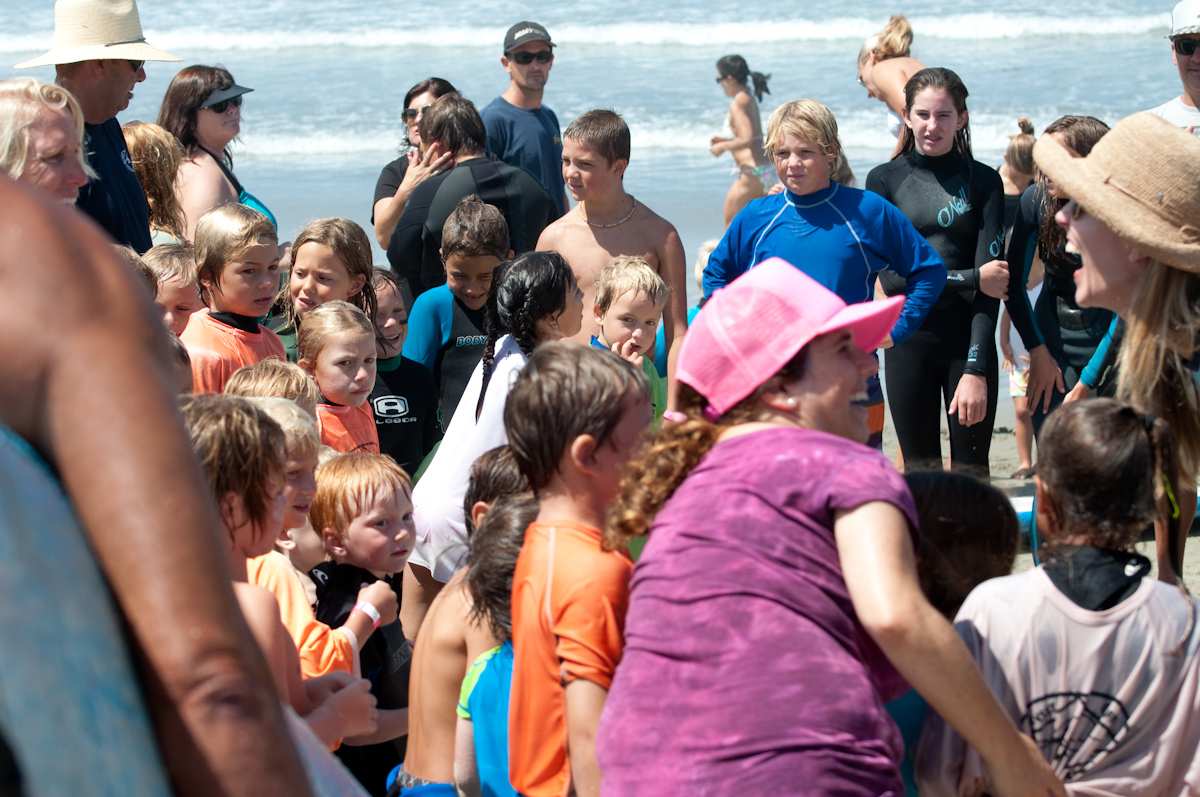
[1146,412,1184,579]
[875,15,914,60]
[716,54,769,101]
[1004,116,1037,176]
[749,71,771,102]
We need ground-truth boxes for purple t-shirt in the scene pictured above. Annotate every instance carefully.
[596,427,918,796]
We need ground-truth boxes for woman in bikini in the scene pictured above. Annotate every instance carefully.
[710,54,771,225]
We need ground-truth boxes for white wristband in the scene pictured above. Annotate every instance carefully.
[338,625,360,653]
[354,600,382,629]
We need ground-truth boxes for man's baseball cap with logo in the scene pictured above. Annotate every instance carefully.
[503,21,553,53]
[1171,0,1200,37]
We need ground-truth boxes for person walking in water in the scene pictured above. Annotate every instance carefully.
[709,55,771,225]
[856,15,924,139]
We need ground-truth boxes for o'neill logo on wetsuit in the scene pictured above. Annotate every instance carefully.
[937,187,972,228]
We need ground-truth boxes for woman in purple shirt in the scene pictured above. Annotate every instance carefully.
[596,258,1063,796]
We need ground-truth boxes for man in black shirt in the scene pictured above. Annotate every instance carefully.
[387,94,555,297]
[16,0,180,253]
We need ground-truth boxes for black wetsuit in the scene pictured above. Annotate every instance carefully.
[867,149,1004,475]
[1004,183,1116,432]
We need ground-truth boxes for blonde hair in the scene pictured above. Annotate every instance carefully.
[1117,261,1200,480]
[122,122,187,241]
[1004,117,1037,176]
[287,217,378,327]
[225,358,321,419]
[594,255,670,315]
[113,244,157,296]
[194,204,278,304]
[764,100,853,185]
[858,15,914,66]
[310,452,412,541]
[0,77,94,182]
[297,300,376,366]
[243,397,321,463]
[143,242,198,289]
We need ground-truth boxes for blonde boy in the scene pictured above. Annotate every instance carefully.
[143,242,203,337]
[591,255,668,420]
[180,205,284,393]
[310,452,416,789]
[225,358,322,419]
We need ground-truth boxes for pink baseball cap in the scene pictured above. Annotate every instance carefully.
[677,258,905,418]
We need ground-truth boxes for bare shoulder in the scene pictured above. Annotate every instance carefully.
[637,202,681,245]
[421,571,472,644]
[537,208,587,246]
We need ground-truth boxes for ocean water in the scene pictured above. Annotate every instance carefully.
[5,0,1179,297]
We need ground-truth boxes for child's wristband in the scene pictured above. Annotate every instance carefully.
[339,625,361,652]
[353,601,382,629]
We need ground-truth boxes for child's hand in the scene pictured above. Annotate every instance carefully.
[358,581,398,626]
[1000,340,1015,374]
[611,339,644,368]
[321,676,379,739]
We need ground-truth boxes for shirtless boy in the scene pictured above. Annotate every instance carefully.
[535,109,687,386]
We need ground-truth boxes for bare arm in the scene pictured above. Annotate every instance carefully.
[177,156,238,240]
[834,502,1063,797]
[343,707,408,746]
[453,717,481,797]
[402,562,445,641]
[0,183,312,795]
[373,145,453,249]
[711,95,760,155]
[564,679,607,797]
[659,226,689,410]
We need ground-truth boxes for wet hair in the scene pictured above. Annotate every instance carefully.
[441,195,510,261]
[419,94,487,157]
[1004,117,1036,177]
[297,300,376,367]
[1035,115,1110,272]
[905,471,1019,619]
[157,65,239,160]
[716,55,770,102]
[466,493,539,642]
[504,341,647,499]
[1118,265,1200,484]
[122,122,186,240]
[1038,399,1181,569]
[193,204,278,304]
[594,255,669,315]
[243,396,321,463]
[402,77,457,147]
[0,76,94,182]
[606,350,807,549]
[563,109,631,166]
[143,242,198,290]
[224,358,321,419]
[764,100,853,187]
[858,15,914,66]
[180,394,286,533]
[895,67,973,160]
[310,452,412,541]
[287,217,378,328]
[113,244,157,296]
[372,266,404,300]
[462,445,530,538]
[476,251,579,419]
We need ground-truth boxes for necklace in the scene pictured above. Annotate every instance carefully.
[584,197,638,229]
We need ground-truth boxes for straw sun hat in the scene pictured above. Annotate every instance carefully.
[15,0,179,69]
[1033,112,1200,274]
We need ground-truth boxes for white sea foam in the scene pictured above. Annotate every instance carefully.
[0,14,1168,55]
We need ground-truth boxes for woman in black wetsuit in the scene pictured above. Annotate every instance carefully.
[867,67,1007,475]
[1004,116,1115,431]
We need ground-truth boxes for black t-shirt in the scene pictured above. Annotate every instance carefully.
[867,150,1004,374]
[369,354,441,475]
[311,562,409,796]
[386,156,555,297]
[76,118,152,253]
[371,155,410,226]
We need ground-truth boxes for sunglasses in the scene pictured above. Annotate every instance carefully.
[1063,198,1088,222]
[508,50,554,65]
[1174,37,1200,56]
[402,105,431,123]
[205,96,243,114]
[126,59,144,72]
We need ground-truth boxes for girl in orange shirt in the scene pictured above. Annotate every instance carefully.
[299,301,381,453]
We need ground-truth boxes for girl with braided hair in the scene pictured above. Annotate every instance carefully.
[402,251,582,638]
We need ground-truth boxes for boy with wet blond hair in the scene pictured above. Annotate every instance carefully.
[310,452,416,792]
[591,255,668,421]
[225,358,322,419]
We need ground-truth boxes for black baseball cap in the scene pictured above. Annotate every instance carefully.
[200,83,254,109]
[503,21,553,53]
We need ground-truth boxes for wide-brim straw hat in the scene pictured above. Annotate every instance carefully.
[15,0,179,69]
[1033,112,1200,273]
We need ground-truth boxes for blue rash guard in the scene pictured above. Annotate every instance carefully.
[402,284,487,426]
[702,182,946,344]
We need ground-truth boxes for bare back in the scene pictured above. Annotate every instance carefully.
[536,200,688,345]
[874,57,924,117]
[727,91,767,169]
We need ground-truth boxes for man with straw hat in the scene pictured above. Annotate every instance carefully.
[17,0,179,252]
[1034,111,1200,583]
